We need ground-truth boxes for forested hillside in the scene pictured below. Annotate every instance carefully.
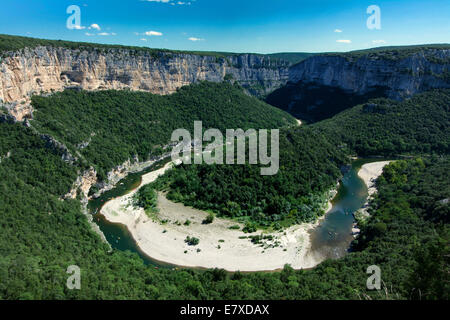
[314,89,450,156]
[150,89,449,228]
[31,82,296,179]
[151,128,347,229]
[0,74,448,299]
[0,122,447,299]
[266,45,450,122]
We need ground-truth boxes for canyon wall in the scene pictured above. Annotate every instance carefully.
[266,48,450,121]
[288,49,450,99]
[0,46,290,120]
[1,43,448,122]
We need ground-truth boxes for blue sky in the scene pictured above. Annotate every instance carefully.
[1,0,448,53]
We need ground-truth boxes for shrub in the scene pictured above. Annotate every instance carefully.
[243,222,257,233]
[185,236,200,246]
[202,212,215,224]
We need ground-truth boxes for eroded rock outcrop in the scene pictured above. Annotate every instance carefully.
[0,46,290,120]
[64,167,98,200]
[2,44,448,121]
[267,48,450,120]
[39,133,77,164]
[289,49,450,99]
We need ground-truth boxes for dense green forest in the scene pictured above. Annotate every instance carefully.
[0,117,77,195]
[0,120,447,299]
[314,90,450,156]
[150,128,347,229]
[148,89,449,228]
[267,46,449,122]
[352,157,449,299]
[31,82,296,180]
[134,185,159,215]
[0,70,448,299]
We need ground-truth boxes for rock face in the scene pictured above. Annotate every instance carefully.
[1,44,448,122]
[63,153,171,201]
[64,167,98,200]
[288,49,450,100]
[267,48,450,121]
[0,46,289,120]
[39,133,77,164]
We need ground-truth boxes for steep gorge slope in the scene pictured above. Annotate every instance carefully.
[1,35,449,123]
[29,82,296,197]
[1,118,448,299]
[0,36,290,120]
[313,89,450,156]
[152,90,449,229]
[0,36,448,300]
[267,45,450,121]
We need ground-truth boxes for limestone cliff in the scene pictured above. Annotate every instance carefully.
[1,43,448,122]
[0,46,289,120]
[64,167,98,200]
[288,48,450,99]
[267,48,450,121]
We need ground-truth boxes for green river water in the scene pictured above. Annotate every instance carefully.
[88,158,382,269]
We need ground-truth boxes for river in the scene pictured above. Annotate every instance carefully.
[89,158,380,269]
[310,159,371,260]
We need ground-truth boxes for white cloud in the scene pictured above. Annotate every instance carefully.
[141,0,192,5]
[145,31,163,36]
[336,39,352,43]
[89,24,101,31]
[188,37,204,41]
[140,38,148,41]
[98,32,116,36]
[372,40,387,44]
[334,29,343,33]
[73,25,86,30]
[85,32,95,36]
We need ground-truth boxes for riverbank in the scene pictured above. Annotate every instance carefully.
[354,161,392,231]
[358,161,392,197]
[100,162,333,272]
